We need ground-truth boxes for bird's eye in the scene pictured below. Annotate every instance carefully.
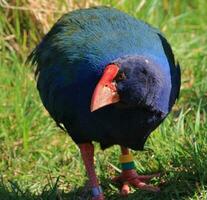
[115,71,126,82]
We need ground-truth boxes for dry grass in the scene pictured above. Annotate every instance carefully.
[1,0,99,36]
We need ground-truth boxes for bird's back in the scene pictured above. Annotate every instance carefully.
[30,7,168,73]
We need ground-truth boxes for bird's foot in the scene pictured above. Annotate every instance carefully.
[92,194,105,200]
[90,185,105,200]
[112,169,160,196]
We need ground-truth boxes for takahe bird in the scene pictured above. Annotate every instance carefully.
[29,7,181,200]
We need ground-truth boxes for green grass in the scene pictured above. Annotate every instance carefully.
[1,0,207,199]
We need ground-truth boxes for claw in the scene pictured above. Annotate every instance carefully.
[120,182,130,196]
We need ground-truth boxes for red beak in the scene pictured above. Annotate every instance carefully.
[90,64,120,112]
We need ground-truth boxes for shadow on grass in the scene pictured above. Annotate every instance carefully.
[101,171,201,200]
[0,171,204,200]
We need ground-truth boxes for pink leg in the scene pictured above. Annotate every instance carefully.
[79,143,104,200]
[113,146,160,196]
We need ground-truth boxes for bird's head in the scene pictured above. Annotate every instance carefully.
[90,56,164,112]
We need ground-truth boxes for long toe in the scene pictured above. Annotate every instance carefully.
[134,173,160,183]
[131,178,160,192]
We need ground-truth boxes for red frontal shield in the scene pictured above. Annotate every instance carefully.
[90,64,120,112]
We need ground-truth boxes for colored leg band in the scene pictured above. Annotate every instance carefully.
[119,153,134,163]
[91,186,103,197]
[121,161,135,170]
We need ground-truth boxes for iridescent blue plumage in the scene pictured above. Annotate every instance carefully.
[29,7,180,150]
